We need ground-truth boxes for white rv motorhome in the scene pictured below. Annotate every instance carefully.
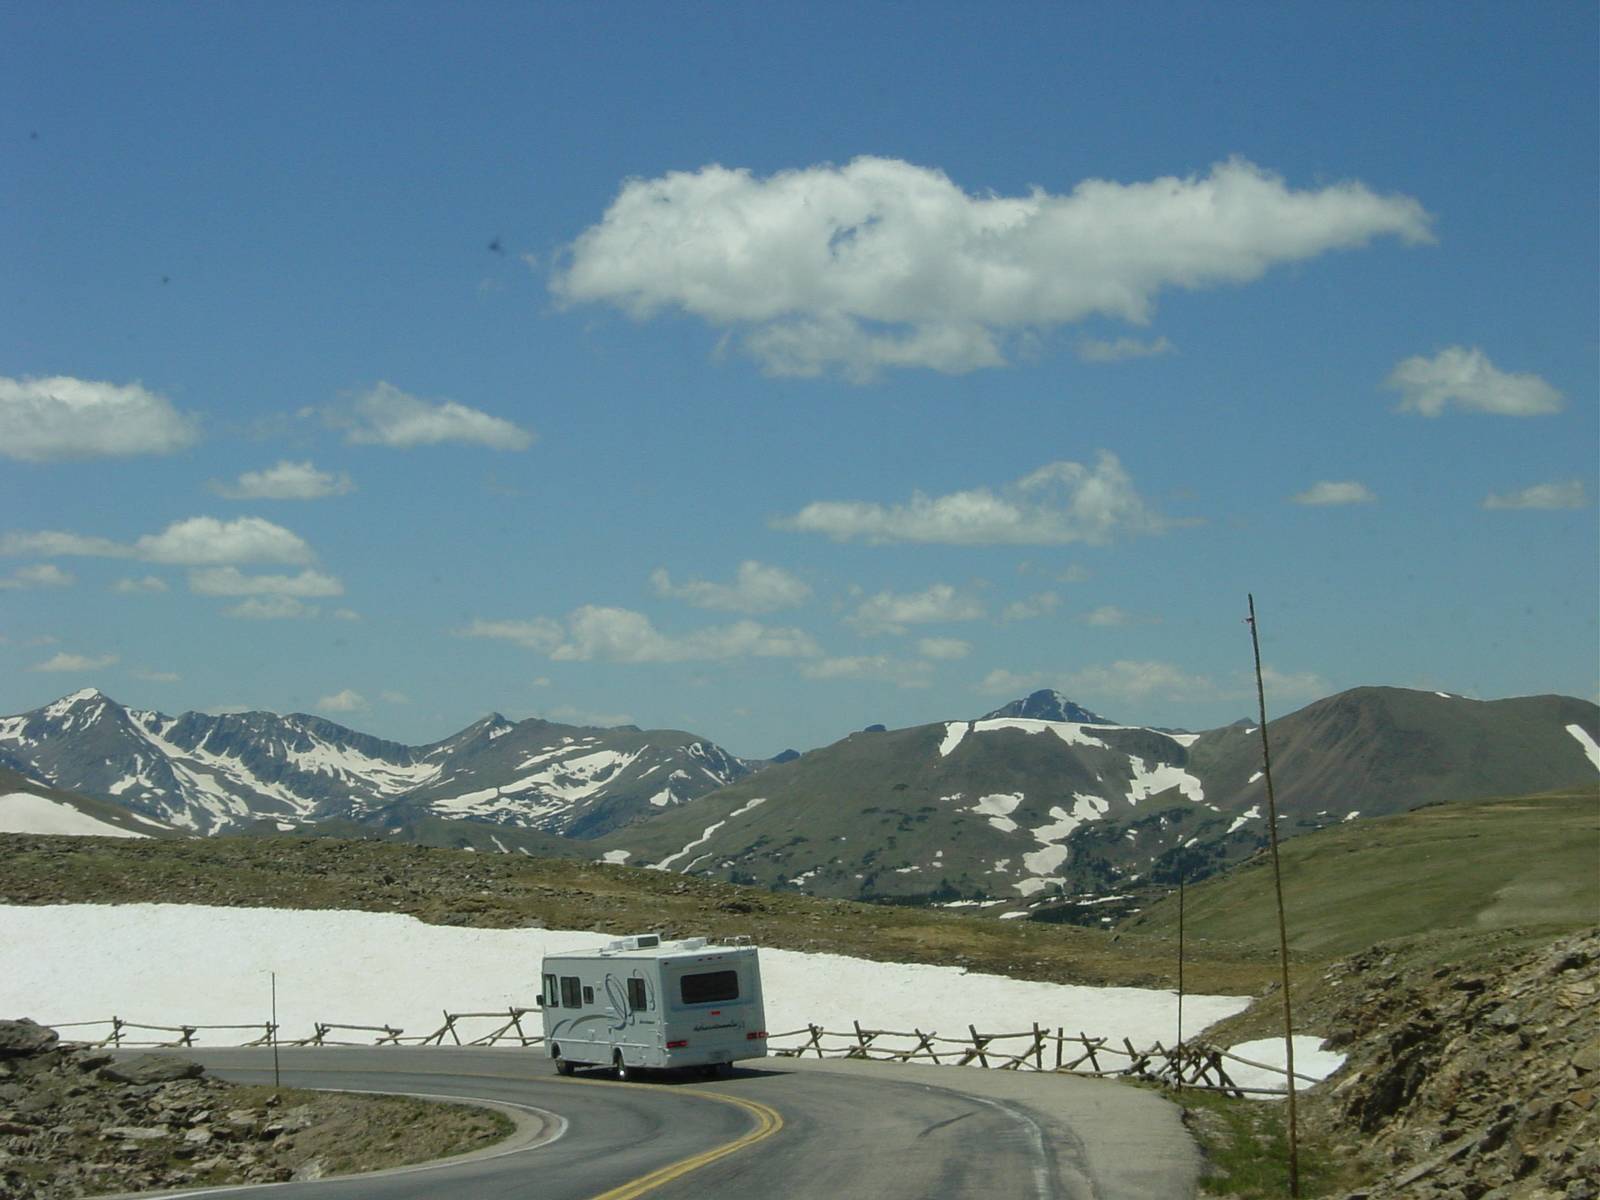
[538,934,767,1078]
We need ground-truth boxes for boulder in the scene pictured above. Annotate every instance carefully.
[0,1019,59,1058]
[97,1055,205,1086]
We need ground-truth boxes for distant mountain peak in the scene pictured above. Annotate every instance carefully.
[980,689,1112,725]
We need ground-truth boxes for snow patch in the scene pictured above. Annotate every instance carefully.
[1566,724,1600,771]
[971,792,1023,833]
[1227,805,1261,835]
[0,793,147,839]
[1225,1036,1345,1096]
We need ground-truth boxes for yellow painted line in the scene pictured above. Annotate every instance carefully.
[570,1082,784,1200]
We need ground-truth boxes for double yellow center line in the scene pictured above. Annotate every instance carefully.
[577,1085,784,1200]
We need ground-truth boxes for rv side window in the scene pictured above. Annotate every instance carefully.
[582,986,595,1005]
[627,977,648,1012]
[680,969,740,1005]
[543,973,558,1007]
[560,976,582,1008]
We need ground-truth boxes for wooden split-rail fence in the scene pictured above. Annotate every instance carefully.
[44,1013,1319,1097]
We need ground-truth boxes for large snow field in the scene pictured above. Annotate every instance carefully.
[0,904,1339,1090]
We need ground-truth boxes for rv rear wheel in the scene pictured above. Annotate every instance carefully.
[554,1057,575,1077]
[613,1051,630,1082]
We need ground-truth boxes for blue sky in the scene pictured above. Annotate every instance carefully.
[2,2,1595,757]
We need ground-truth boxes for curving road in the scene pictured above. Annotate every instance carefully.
[127,1047,1200,1199]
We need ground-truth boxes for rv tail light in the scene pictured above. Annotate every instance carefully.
[666,1039,689,1049]
[746,1031,767,1040]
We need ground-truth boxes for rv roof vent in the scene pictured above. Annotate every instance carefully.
[679,937,707,950]
[602,933,663,953]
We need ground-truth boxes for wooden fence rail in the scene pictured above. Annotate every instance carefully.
[42,1014,1310,1095]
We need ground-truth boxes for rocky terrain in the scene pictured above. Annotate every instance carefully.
[1304,929,1600,1199]
[0,1018,509,1199]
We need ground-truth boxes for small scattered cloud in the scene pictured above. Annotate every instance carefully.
[0,375,201,462]
[1074,335,1175,364]
[30,651,119,672]
[1482,480,1587,510]
[554,156,1430,378]
[542,704,635,728]
[1,531,129,558]
[379,690,410,704]
[1077,605,1135,627]
[1001,592,1060,622]
[650,561,811,613]
[331,608,362,622]
[800,655,933,687]
[917,637,971,660]
[1291,481,1377,506]
[134,669,180,684]
[977,668,1049,697]
[315,689,367,713]
[775,452,1176,546]
[328,382,534,450]
[224,596,320,620]
[112,576,169,594]
[845,583,985,635]
[459,607,821,663]
[1386,346,1563,417]
[4,518,313,567]
[188,567,343,598]
[0,564,74,590]
[978,659,1214,704]
[1255,666,1329,700]
[210,460,355,501]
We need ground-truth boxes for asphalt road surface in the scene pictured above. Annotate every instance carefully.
[129,1047,1201,1199]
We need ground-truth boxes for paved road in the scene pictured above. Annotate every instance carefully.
[133,1047,1200,1199]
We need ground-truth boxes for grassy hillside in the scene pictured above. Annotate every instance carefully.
[1120,787,1599,958]
[0,830,1279,995]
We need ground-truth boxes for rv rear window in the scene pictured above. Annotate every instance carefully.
[680,969,739,1005]
[543,973,558,1007]
[560,976,582,1008]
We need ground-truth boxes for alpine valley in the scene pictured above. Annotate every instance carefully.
[2,686,1596,917]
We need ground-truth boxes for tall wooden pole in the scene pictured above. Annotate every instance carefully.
[271,971,281,1093]
[1176,862,1185,1058]
[1247,594,1299,1197]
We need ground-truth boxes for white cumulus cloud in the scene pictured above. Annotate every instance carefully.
[224,596,320,620]
[330,382,534,450]
[649,561,811,613]
[845,583,986,635]
[0,564,74,590]
[800,655,933,687]
[188,567,343,598]
[553,156,1430,377]
[3,518,313,567]
[113,576,169,594]
[0,375,201,462]
[460,607,821,664]
[135,517,314,566]
[1482,481,1587,510]
[1001,592,1061,622]
[30,652,119,673]
[315,689,368,713]
[775,452,1174,546]
[1291,481,1376,506]
[917,637,971,660]
[1386,346,1563,417]
[1074,335,1175,364]
[211,461,355,500]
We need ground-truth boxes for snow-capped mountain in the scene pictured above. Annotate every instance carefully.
[0,690,753,837]
[597,687,1600,907]
[980,689,1112,725]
